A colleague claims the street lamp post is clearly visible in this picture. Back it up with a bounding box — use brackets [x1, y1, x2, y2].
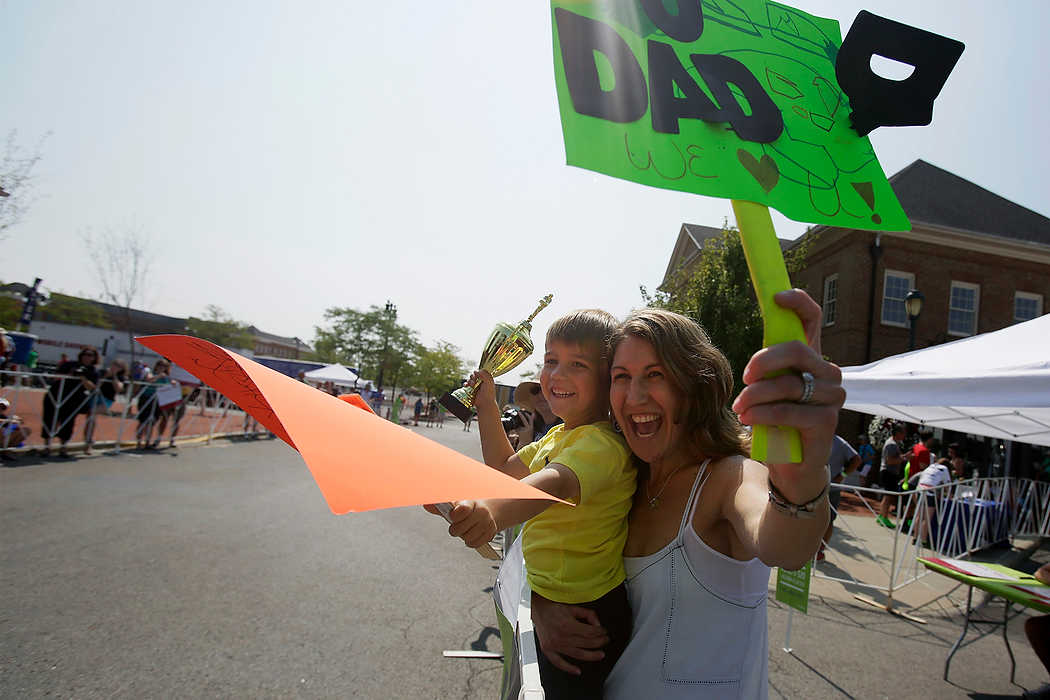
[376, 300, 397, 389]
[905, 289, 924, 351]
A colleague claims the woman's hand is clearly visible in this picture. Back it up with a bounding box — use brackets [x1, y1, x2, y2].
[530, 592, 609, 675]
[732, 289, 845, 501]
[469, 370, 497, 407]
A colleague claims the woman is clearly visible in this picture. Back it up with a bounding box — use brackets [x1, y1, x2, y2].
[513, 379, 561, 446]
[83, 359, 127, 455]
[136, 359, 175, 449]
[41, 347, 99, 457]
[531, 290, 844, 699]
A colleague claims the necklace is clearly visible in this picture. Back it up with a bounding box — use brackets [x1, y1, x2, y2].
[646, 462, 694, 509]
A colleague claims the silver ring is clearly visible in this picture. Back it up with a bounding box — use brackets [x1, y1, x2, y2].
[798, 371, 815, 404]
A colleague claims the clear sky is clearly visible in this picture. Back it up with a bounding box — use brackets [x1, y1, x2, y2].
[2, 0, 1047, 383]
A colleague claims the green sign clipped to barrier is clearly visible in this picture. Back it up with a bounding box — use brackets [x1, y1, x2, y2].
[775, 561, 812, 614]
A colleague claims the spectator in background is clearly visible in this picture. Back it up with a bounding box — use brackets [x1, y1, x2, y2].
[512, 379, 561, 447]
[391, 392, 405, 424]
[136, 359, 174, 449]
[426, 399, 438, 427]
[41, 347, 99, 458]
[167, 380, 193, 448]
[856, 433, 876, 487]
[877, 423, 907, 528]
[83, 359, 127, 455]
[900, 430, 936, 499]
[25, 347, 39, 386]
[912, 431, 935, 469]
[1, 397, 31, 461]
[413, 397, 424, 426]
[915, 457, 954, 546]
[818, 435, 860, 561]
[0, 329, 14, 386]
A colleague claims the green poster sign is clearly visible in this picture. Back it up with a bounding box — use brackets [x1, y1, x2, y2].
[550, 0, 910, 231]
[775, 561, 812, 613]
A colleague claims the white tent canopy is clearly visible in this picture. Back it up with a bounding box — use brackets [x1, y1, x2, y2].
[841, 314, 1050, 447]
[304, 363, 359, 387]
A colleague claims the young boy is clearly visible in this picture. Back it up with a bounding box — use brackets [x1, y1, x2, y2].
[444, 309, 636, 698]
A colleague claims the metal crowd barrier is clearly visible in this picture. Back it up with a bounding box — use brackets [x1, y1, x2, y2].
[0, 367, 267, 454]
[817, 477, 1048, 617]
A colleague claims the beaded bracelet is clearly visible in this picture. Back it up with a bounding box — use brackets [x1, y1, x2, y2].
[767, 479, 829, 518]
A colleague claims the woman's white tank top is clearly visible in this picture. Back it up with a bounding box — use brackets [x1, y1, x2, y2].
[605, 460, 771, 699]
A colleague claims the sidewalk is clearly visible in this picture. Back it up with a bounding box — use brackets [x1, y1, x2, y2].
[767, 505, 1049, 698]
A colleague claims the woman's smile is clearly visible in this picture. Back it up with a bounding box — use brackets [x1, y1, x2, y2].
[627, 412, 662, 438]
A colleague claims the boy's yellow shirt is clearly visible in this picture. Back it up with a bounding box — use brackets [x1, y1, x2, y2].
[516, 421, 636, 604]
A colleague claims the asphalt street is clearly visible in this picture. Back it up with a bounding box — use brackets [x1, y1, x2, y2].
[1, 431, 504, 698]
[2, 422, 1048, 698]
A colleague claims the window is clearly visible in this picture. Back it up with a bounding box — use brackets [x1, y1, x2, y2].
[822, 274, 838, 327]
[881, 270, 914, 327]
[1015, 292, 1043, 323]
[948, 281, 980, 336]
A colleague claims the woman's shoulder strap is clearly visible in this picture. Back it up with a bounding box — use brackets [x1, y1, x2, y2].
[677, 458, 714, 539]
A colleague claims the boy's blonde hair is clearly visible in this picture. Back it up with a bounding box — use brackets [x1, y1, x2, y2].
[545, 309, 619, 368]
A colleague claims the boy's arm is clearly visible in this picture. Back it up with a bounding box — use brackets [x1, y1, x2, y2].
[472, 370, 530, 479]
[446, 464, 580, 550]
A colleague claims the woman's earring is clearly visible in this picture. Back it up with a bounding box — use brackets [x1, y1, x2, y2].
[612, 418, 622, 433]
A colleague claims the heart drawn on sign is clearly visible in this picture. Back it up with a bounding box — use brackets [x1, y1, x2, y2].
[737, 149, 780, 194]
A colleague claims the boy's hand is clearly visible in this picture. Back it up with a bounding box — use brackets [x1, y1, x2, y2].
[469, 370, 497, 407]
[447, 500, 497, 549]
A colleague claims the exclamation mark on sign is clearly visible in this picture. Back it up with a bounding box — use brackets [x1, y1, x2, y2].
[851, 181, 881, 224]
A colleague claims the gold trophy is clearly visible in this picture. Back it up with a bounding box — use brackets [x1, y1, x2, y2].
[440, 294, 553, 424]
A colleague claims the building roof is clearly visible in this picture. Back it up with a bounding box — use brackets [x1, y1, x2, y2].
[661, 223, 793, 289]
[248, 325, 313, 352]
[36, 296, 188, 335]
[888, 159, 1050, 245]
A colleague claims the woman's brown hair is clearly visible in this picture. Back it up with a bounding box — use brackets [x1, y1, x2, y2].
[609, 309, 750, 460]
[78, 346, 99, 364]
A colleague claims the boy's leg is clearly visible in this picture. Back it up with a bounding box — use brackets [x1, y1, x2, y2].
[534, 584, 632, 699]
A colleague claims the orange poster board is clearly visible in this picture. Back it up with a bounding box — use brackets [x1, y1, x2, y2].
[137, 335, 558, 514]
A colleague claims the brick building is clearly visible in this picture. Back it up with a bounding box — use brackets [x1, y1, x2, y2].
[790, 160, 1050, 371]
[661, 160, 1050, 465]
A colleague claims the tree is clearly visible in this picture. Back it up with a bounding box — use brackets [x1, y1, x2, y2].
[518, 361, 543, 381]
[187, 305, 254, 349]
[313, 305, 423, 390]
[641, 224, 811, 394]
[412, 341, 468, 401]
[0, 130, 48, 244]
[0, 295, 20, 328]
[38, 293, 113, 328]
[83, 227, 153, 366]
